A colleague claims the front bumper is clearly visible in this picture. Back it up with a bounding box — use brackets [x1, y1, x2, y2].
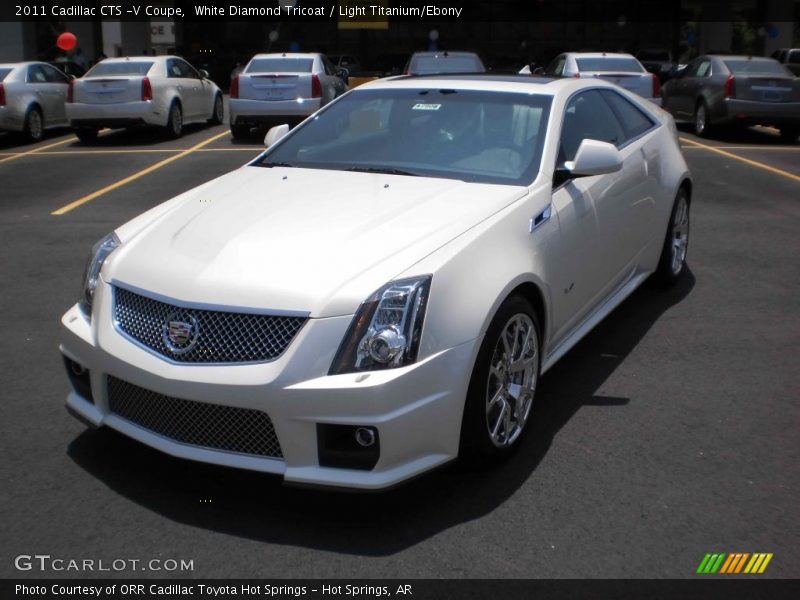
[60, 282, 475, 490]
[229, 97, 321, 125]
[717, 98, 800, 126]
[66, 100, 167, 128]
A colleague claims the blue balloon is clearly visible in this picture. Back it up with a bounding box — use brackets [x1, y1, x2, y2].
[289, 41, 300, 52]
[768, 24, 779, 39]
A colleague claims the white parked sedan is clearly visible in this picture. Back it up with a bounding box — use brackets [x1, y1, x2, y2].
[229, 52, 348, 139]
[60, 74, 691, 490]
[0, 62, 71, 141]
[537, 52, 663, 106]
[66, 56, 223, 142]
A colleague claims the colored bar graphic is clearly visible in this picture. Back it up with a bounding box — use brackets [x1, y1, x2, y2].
[700, 552, 774, 574]
[758, 553, 773, 573]
[697, 554, 712, 573]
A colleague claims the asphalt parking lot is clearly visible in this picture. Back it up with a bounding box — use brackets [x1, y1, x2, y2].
[0, 107, 798, 579]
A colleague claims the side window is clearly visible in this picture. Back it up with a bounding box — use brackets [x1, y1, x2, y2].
[27, 65, 48, 83]
[683, 59, 701, 78]
[558, 90, 626, 164]
[178, 60, 200, 79]
[600, 90, 655, 141]
[166, 59, 182, 78]
[321, 56, 336, 76]
[696, 60, 711, 77]
[42, 64, 69, 84]
[546, 56, 565, 76]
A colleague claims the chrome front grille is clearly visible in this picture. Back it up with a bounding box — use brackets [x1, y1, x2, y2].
[107, 377, 283, 459]
[113, 287, 306, 364]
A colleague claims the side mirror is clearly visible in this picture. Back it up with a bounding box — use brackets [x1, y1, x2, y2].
[199, 69, 209, 79]
[533, 66, 545, 75]
[264, 123, 290, 148]
[564, 139, 622, 177]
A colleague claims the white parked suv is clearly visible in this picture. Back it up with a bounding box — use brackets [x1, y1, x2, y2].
[229, 52, 348, 139]
[61, 74, 691, 490]
[536, 52, 662, 106]
[66, 56, 224, 141]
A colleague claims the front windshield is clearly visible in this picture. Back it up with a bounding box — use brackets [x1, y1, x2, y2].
[256, 88, 552, 186]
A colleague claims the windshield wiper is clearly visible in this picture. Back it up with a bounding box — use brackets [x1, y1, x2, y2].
[346, 166, 419, 176]
[259, 161, 296, 168]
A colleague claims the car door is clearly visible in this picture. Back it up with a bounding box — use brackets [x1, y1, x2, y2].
[674, 58, 711, 117]
[41, 64, 70, 124]
[180, 59, 214, 118]
[26, 64, 59, 126]
[548, 89, 647, 342]
[168, 58, 202, 119]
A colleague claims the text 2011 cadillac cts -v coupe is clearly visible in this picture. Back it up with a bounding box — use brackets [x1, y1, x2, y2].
[61, 74, 691, 490]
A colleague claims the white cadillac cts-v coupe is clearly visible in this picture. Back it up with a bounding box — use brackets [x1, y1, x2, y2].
[60, 74, 691, 490]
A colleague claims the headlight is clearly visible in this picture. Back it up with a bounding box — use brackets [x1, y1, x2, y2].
[80, 232, 120, 314]
[329, 275, 432, 375]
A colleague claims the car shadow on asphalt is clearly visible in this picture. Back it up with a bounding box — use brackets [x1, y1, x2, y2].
[677, 123, 795, 145]
[67, 269, 695, 556]
[73, 123, 221, 147]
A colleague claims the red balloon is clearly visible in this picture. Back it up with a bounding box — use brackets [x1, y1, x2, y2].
[57, 32, 77, 51]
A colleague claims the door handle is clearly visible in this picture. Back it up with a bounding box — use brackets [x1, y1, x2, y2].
[529, 204, 552, 233]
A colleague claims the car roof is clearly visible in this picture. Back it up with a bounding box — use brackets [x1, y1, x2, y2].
[360, 73, 612, 96]
[705, 54, 778, 61]
[566, 52, 637, 59]
[411, 51, 481, 58]
[250, 53, 320, 59]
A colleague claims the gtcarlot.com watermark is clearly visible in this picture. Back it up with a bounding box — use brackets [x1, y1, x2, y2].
[14, 554, 194, 572]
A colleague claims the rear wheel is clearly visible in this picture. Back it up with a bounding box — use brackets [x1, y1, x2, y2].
[779, 126, 799, 143]
[460, 295, 540, 464]
[165, 102, 183, 139]
[230, 123, 250, 140]
[23, 106, 44, 142]
[74, 127, 98, 143]
[693, 101, 710, 137]
[208, 94, 223, 125]
[655, 188, 690, 285]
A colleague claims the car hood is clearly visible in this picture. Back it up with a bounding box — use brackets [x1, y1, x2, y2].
[107, 166, 526, 317]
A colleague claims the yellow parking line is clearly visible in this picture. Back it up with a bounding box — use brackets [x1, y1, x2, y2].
[0, 136, 76, 164]
[51, 131, 229, 216]
[680, 137, 800, 183]
[681, 145, 800, 151]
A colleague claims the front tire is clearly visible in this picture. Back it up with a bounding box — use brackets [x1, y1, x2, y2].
[165, 102, 183, 139]
[23, 106, 44, 142]
[655, 188, 690, 285]
[460, 295, 541, 464]
[208, 93, 223, 125]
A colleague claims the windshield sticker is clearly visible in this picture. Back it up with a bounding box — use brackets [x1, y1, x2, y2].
[412, 103, 442, 111]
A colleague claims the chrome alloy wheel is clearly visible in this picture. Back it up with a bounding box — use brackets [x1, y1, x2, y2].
[170, 104, 183, 137]
[485, 313, 539, 448]
[670, 194, 690, 275]
[214, 95, 224, 122]
[27, 109, 43, 141]
[694, 104, 706, 136]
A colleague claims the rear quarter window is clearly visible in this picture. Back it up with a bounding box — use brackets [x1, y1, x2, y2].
[87, 62, 154, 77]
[600, 91, 655, 141]
[246, 58, 314, 73]
[576, 57, 644, 73]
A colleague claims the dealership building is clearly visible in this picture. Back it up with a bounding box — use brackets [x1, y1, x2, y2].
[0, 0, 797, 79]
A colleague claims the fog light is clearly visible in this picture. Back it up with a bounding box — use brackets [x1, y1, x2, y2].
[317, 424, 380, 470]
[355, 427, 376, 447]
[62, 356, 93, 404]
